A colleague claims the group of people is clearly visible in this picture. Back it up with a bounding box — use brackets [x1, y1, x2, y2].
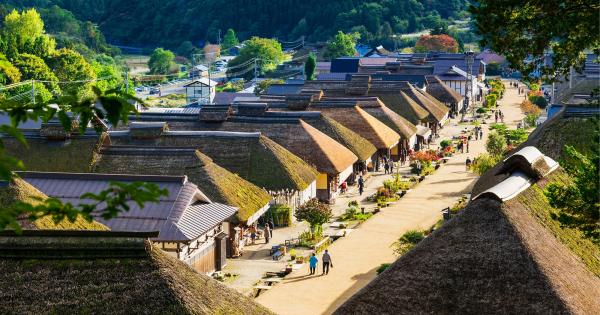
[309, 250, 333, 275]
[249, 219, 275, 245]
[382, 156, 395, 174]
[473, 126, 484, 141]
[494, 109, 505, 123]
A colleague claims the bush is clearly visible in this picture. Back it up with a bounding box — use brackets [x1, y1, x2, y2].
[270, 204, 292, 227]
[391, 230, 426, 256]
[532, 96, 548, 108]
[525, 113, 539, 128]
[476, 107, 487, 114]
[485, 94, 497, 107]
[295, 198, 332, 238]
[470, 153, 500, 175]
[520, 99, 542, 116]
[506, 129, 529, 145]
[486, 130, 507, 157]
[376, 263, 391, 274]
[440, 139, 452, 149]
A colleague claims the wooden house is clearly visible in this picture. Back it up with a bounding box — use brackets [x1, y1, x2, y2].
[424, 75, 465, 117]
[19, 172, 238, 274]
[107, 125, 319, 209]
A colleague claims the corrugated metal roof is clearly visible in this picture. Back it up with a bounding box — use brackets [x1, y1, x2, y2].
[19, 172, 236, 242]
[266, 84, 303, 95]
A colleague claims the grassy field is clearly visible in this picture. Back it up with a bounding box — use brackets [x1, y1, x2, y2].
[124, 54, 150, 75]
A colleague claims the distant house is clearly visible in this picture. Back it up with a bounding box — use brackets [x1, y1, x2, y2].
[189, 65, 209, 78]
[185, 78, 217, 105]
[19, 172, 237, 274]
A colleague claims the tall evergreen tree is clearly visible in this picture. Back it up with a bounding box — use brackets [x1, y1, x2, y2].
[304, 53, 316, 81]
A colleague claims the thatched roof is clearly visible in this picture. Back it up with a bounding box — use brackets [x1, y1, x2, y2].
[472, 111, 598, 197]
[1, 131, 104, 173]
[127, 111, 362, 175]
[93, 149, 270, 224]
[0, 230, 273, 314]
[0, 177, 108, 231]
[107, 130, 318, 191]
[319, 96, 418, 140]
[425, 75, 464, 104]
[312, 105, 400, 149]
[336, 169, 600, 314]
[369, 91, 431, 125]
[399, 82, 449, 122]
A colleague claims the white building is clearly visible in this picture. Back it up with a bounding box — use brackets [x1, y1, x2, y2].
[185, 78, 217, 105]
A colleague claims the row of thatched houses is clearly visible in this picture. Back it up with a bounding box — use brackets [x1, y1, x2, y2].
[2, 74, 458, 276]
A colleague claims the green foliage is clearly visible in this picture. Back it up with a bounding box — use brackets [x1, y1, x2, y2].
[47, 48, 96, 95]
[391, 230, 425, 256]
[383, 174, 412, 194]
[505, 128, 528, 145]
[222, 29, 239, 50]
[472, 0, 599, 79]
[439, 139, 452, 149]
[3, 9, 44, 43]
[545, 143, 599, 242]
[324, 31, 359, 60]
[295, 198, 332, 237]
[227, 37, 284, 79]
[304, 53, 316, 81]
[486, 130, 507, 157]
[14, 53, 60, 94]
[485, 94, 497, 108]
[176, 41, 196, 59]
[269, 204, 292, 227]
[524, 113, 539, 128]
[470, 153, 500, 175]
[253, 78, 283, 95]
[0, 57, 21, 84]
[148, 48, 175, 75]
[376, 263, 391, 274]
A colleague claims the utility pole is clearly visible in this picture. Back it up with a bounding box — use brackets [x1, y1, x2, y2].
[217, 29, 221, 46]
[125, 70, 129, 94]
[463, 49, 475, 120]
[254, 58, 259, 83]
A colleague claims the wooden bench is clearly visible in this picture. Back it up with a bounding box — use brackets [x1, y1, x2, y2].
[284, 238, 299, 247]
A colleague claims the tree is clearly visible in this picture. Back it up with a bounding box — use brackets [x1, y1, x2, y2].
[226, 37, 284, 79]
[391, 230, 425, 256]
[47, 48, 96, 95]
[176, 41, 195, 59]
[3, 9, 45, 43]
[470, 153, 500, 175]
[304, 53, 316, 81]
[14, 53, 60, 95]
[254, 79, 284, 95]
[148, 48, 175, 74]
[222, 28, 239, 50]
[414, 34, 459, 53]
[203, 44, 221, 64]
[471, 0, 600, 79]
[0, 54, 21, 85]
[486, 130, 507, 157]
[295, 198, 332, 238]
[323, 31, 360, 60]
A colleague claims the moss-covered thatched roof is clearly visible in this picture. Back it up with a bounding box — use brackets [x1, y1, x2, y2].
[401, 84, 449, 122]
[108, 131, 318, 191]
[0, 231, 273, 314]
[371, 92, 430, 125]
[0, 177, 107, 231]
[2, 132, 103, 173]
[93, 148, 270, 223]
[425, 75, 464, 104]
[336, 169, 600, 314]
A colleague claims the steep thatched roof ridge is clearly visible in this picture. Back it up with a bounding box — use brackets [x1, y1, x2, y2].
[0, 232, 273, 314]
[425, 75, 464, 104]
[107, 131, 318, 191]
[302, 114, 377, 161]
[472, 112, 597, 197]
[376, 91, 431, 125]
[93, 148, 271, 224]
[402, 84, 449, 122]
[336, 173, 600, 314]
[299, 120, 359, 173]
[319, 106, 399, 149]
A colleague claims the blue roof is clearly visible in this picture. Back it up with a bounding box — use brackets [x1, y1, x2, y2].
[331, 58, 360, 73]
[266, 84, 303, 95]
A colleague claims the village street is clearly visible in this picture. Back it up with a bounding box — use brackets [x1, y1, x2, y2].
[254, 79, 525, 315]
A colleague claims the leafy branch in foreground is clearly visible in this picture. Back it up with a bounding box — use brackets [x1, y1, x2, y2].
[0, 85, 164, 231]
[1, 181, 168, 232]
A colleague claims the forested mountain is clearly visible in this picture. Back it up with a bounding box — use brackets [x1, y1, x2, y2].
[7, 0, 470, 49]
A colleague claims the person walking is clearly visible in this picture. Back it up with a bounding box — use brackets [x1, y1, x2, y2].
[466, 140, 470, 153]
[264, 225, 270, 244]
[494, 111, 498, 123]
[466, 157, 472, 171]
[322, 250, 333, 275]
[309, 253, 318, 275]
[268, 219, 274, 238]
[358, 175, 365, 196]
[479, 128, 483, 140]
[384, 161, 389, 174]
[389, 160, 394, 174]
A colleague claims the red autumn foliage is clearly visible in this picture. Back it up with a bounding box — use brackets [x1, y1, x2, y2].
[415, 34, 459, 53]
[410, 150, 441, 163]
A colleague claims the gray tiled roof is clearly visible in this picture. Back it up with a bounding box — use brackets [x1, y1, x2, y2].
[18, 172, 237, 242]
